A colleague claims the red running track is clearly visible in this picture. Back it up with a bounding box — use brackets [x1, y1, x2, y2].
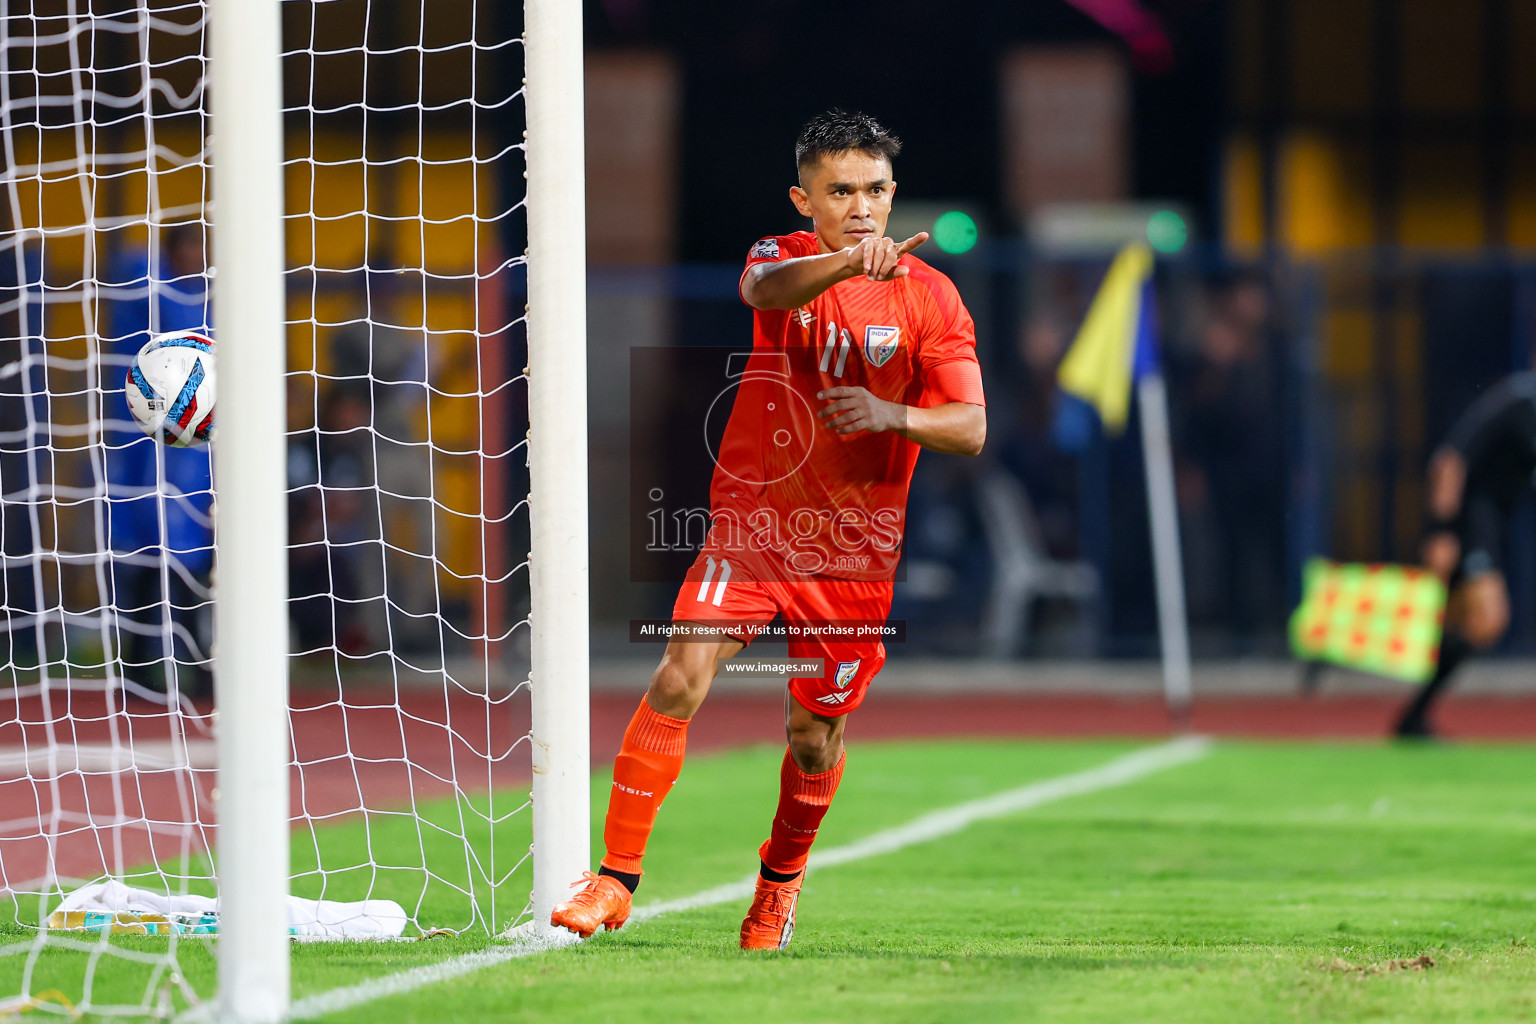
[3, 686, 1534, 890]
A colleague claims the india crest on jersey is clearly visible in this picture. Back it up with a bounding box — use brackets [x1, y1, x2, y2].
[833, 659, 860, 689]
[863, 325, 900, 367]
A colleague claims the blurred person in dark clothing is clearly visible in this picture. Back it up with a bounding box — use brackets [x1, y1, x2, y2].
[289, 378, 376, 655]
[996, 314, 1078, 559]
[0, 248, 41, 668]
[288, 309, 438, 658]
[104, 224, 213, 696]
[286, 372, 350, 654]
[1395, 370, 1536, 739]
[325, 320, 437, 655]
[891, 452, 990, 653]
[1174, 272, 1285, 647]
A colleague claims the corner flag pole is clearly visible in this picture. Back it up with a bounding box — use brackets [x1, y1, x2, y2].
[1058, 243, 1193, 728]
[1136, 371, 1193, 726]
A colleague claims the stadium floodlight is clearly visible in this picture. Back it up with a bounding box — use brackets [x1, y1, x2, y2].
[1144, 209, 1188, 254]
[1029, 202, 1194, 257]
[884, 201, 985, 259]
[932, 211, 979, 255]
[0, 2, 587, 1019]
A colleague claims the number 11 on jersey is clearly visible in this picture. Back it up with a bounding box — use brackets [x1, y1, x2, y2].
[820, 321, 852, 377]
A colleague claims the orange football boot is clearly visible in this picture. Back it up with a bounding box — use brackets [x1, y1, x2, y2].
[550, 871, 633, 937]
[739, 859, 802, 951]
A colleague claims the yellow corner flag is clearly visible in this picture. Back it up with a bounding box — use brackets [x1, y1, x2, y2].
[1057, 242, 1153, 433]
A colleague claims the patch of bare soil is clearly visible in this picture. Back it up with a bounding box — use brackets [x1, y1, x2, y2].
[1323, 953, 1437, 975]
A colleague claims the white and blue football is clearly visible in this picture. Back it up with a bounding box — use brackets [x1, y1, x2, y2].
[125, 332, 216, 447]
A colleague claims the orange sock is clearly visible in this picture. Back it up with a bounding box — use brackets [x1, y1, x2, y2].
[760, 747, 845, 877]
[600, 698, 689, 876]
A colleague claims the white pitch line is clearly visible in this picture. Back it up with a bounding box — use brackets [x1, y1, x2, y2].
[274, 735, 1210, 1023]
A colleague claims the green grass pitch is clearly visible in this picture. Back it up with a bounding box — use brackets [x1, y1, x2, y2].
[6, 738, 1536, 1021]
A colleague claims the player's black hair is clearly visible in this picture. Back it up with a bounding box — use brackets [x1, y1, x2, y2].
[794, 109, 901, 179]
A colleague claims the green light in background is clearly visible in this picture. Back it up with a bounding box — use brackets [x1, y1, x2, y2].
[932, 210, 978, 255]
[1146, 209, 1188, 254]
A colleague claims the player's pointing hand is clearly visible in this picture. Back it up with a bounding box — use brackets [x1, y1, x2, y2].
[848, 231, 928, 282]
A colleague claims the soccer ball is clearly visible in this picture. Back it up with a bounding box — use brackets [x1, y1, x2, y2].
[125, 332, 216, 447]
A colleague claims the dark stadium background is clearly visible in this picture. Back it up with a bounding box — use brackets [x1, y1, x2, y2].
[585, 0, 1226, 265]
[566, 0, 1536, 662]
[48, 0, 1518, 667]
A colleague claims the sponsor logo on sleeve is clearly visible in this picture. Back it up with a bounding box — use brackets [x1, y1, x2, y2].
[863, 326, 900, 367]
[749, 238, 781, 260]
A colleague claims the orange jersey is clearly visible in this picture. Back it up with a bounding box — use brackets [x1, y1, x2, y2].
[708, 230, 985, 582]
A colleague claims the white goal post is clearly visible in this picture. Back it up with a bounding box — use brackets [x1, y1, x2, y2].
[0, 0, 589, 1019]
[522, 0, 592, 941]
[208, 0, 291, 1020]
[209, 0, 592, 1017]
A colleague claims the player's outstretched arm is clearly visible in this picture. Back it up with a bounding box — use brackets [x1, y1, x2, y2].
[817, 387, 985, 456]
[742, 232, 929, 310]
[895, 401, 986, 455]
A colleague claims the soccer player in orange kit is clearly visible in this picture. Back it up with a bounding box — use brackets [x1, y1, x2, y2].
[551, 110, 987, 949]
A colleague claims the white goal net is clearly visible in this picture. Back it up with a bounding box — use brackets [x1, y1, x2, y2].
[0, 0, 581, 1017]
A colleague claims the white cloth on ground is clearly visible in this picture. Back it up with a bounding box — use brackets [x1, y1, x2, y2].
[54, 879, 408, 939]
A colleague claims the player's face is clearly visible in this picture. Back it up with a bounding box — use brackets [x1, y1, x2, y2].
[789, 150, 897, 254]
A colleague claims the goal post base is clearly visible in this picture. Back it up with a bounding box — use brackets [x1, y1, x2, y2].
[498, 920, 587, 949]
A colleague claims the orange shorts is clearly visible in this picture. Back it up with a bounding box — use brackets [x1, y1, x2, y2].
[671, 546, 893, 716]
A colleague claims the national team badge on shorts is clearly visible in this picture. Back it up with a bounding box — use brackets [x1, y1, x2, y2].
[863, 326, 900, 367]
[833, 660, 860, 689]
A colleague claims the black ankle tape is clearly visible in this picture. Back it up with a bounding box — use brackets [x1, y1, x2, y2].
[599, 867, 641, 894]
[759, 863, 801, 884]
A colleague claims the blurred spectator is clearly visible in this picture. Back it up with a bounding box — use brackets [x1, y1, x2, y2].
[288, 290, 437, 658]
[287, 372, 347, 653]
[995, 313, 1080, 561]
[0, 247, 42, 668]
[892, 454, 990, 654]
[288, 376, 375, 655]
[104, 224, 213, 695]
[1172, 271, 1285, 649]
